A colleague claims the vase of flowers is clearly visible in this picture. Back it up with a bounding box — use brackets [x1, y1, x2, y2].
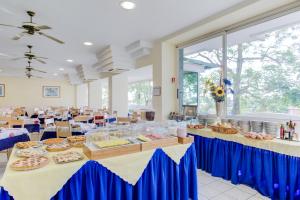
[204, 78, 234, 119]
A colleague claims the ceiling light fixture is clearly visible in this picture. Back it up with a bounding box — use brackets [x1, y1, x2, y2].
[53, 73, 58, 76]
[83, 41, 93, 46]
[0, 69, 3, 72]
[66, 59, 73, 63]
[59, 68, 64, 71]
[120, 1, 136, 10]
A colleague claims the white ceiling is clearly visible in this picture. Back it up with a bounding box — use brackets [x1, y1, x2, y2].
[0, 0, 247, 79]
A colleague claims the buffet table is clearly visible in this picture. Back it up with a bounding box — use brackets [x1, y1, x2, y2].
[0, 143, 197, 200]
[188, 128, 300, 200]
[0, 128, 30, 151]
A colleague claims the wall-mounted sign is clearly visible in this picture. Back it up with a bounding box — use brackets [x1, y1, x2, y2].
[0, 84, 5, 97]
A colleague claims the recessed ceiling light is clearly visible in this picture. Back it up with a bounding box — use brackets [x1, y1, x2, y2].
[120, 1, 136, 10]
[59, 68, 64, 71]
[66, 59, 73, 63]
[53, 73, 58, 76]
[83, 41, 93, 46]
[0, 69, 3, 72]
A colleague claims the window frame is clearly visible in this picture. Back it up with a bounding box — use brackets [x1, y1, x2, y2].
[178, 5, 300, 121]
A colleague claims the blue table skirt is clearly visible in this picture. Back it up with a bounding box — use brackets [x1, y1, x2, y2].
[190, 133, 300, 200]
[0, 144, 198, 200]
[24, 124, 40, 133]
[40, 131, 83, 141]
[0, 134, 30, 151]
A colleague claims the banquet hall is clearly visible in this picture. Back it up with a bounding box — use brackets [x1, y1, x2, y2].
[0, 0, 300, 199]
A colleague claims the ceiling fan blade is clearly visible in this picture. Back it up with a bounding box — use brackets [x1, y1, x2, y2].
[12, 32, 26, 40]
[35, 56, 48, 59]
[12, 57, 25, 61]
[34, 58, 46, 64]
[37, 25, 51, 30]
[31, 68, 47, 73]
[0, 23, 22, 28]
[38, 32, 64, 44]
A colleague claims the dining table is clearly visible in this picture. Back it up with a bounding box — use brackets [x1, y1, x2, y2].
[0, 142, 198, 200]
[0, 128, 30, 151]
[188, 128, 300, 200]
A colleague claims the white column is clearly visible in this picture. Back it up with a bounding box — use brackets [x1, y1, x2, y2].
[88, 80, 102, 110]
[111, 73, 128, 117]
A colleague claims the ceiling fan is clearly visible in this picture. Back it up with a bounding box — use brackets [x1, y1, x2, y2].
[12, 45, 48, 64]
[25, 60, 46, 78]
[0, 10, 64, 44]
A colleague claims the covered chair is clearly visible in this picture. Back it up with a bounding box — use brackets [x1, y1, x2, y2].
[55, 121, 72, 138]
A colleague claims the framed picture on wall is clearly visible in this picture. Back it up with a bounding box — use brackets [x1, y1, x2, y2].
[0, 84, 5, 97]
[43, 86, 60, 98]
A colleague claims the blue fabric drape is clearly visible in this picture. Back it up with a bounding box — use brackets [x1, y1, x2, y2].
[24, 124, 40, 133]
[0, 144, 198, 200]
[190, 134, 300, 200]
[0, 134, 30, 151]
[40, 131, 83, 140]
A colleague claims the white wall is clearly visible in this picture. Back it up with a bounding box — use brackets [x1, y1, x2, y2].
[76, 83, 88, 108]
[0, 76, 76, 114]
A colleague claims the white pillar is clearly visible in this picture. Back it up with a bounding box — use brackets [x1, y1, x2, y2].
[88, 80, 102, 110]
[111, 73, 128, 117]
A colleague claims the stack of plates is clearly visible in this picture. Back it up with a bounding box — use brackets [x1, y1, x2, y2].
[263, 122, 279, 136]
[251, 121, 263, 133]
[238, 121, 251, 132]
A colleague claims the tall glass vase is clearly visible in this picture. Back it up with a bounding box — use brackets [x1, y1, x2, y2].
[215, 101, 224, 122]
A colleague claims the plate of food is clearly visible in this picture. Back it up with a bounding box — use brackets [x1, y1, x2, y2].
[67, 136, 86, 147]
[16, 141, 43, 149]
[46, 142, 71, 152]
[16, 148, 47, 158]
[94, 139, 130, 148]
[10, 156, 49, 171]
[53, 151, 84, 164]
[43, 138, 65, 145]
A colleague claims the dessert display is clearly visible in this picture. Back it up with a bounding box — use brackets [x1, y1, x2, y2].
[94, 139, 130, 148]
[137, 135, 152, 142]
[43, 138, 65, 145]
[145, 133, 165, 140]
[187, 124, 205, 129]
[53, 151, 84, 164]
[16, 148, 47, 158]
[16, 141, 42, 149]
[244, 132, 274, 140]
[10, 156, 49, 171]
[46, 142, 71, 152]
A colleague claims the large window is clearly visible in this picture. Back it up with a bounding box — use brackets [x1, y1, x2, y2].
[128, 80, 153, 111]
[180, 10, 300, 118]
[182, 36, 223, 114]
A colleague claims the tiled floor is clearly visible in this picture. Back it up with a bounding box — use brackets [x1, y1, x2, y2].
[197, 170, 270, 200]
[0, 151, 270, 200]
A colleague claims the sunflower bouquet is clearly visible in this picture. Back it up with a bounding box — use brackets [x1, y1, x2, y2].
[204, 78, 234, 102]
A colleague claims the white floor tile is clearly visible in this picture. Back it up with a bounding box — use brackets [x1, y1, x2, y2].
[222, 188, 254, 200]
[235, 184, 257, 195]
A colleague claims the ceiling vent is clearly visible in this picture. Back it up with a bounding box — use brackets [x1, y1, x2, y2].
[94, 45, 134, 74]
[126, 40, 152, 59]
[76, 65, 99, 82]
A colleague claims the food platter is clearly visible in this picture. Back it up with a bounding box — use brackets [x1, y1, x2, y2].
[53, 151, 84, 164]
[10, 156, 49, 171]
